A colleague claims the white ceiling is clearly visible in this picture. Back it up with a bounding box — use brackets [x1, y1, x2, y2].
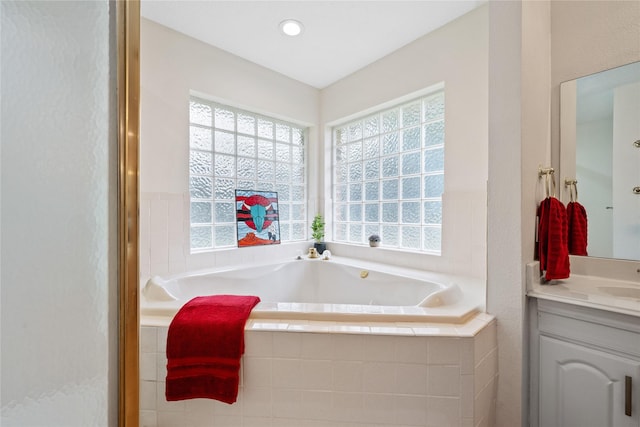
[140, 1, 485, 89]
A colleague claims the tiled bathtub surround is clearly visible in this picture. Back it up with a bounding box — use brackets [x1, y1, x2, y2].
[140, 314, 497, 427]
[139, 190, 487, 284]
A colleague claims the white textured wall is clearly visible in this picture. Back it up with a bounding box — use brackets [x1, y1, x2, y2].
[140, 9, 488, 280]
[0, 2, 116, 425]
[487, 0, 553, 426]
[550, 0, 640, 181]
[321, 5, 489, 278]
[487, 2, 640, 426]
[140, 18, 319, 196]
[487, 2, 524, 426]
[140, 18, 320, 279]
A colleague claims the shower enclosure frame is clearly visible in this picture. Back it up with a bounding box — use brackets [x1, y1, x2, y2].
[117, 1, 140, 426]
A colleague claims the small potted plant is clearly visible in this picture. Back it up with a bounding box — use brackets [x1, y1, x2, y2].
[311, 214, 326, 254]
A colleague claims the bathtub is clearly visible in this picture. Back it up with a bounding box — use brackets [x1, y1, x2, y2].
[140, 256, 496, 426]
[141, 256, 483, 324]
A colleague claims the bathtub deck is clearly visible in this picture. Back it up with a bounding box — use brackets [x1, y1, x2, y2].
[142, 311, 494, 338]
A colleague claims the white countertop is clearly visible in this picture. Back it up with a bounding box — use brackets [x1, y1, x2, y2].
[526, 261, 640, 318]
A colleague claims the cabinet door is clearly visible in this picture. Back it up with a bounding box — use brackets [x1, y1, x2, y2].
[540, 336, 640, 427]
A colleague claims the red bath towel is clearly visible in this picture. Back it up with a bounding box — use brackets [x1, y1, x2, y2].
[165, 295, 260, 404]
[567, 201, 588, 256]
[537, 197, 570, 280]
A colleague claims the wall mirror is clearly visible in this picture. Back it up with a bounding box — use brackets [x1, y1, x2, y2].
[560, 60, 640, 261]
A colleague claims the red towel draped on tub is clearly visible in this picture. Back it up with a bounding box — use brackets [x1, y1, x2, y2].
[165, 295, 260, 404]
[537, 197, 570, 280]
[567, 200, 588, 256]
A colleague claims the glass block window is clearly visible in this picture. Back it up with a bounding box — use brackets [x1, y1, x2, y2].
[189, 98, 307, 250]
[333, 91, 444, 253]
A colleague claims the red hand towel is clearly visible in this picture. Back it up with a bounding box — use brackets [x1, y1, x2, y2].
[567, 201, 588, 256]
[537, 197, 570, 280]
[165, 295, 260, 403]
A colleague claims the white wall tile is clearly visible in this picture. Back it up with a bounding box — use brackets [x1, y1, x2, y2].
[273, 332, 302, 358]
[140, 196, 152, 282]
[141, 326, 158, 353]
[333, 361, 363, 392]
[301, 332, 333, 360]
[155, 382, 184, 413]
[301, 360, 334, 390]
[140, 409, 158, 427]
[243, 357, 272, 388]
[428, 365, 461, 397]
[186, 251, 217, 272]
[156, 353, 167, 382]
[140, 380, 157, 411]
[141, 314, 496, 425]
[211, 415, 242, 426]
[212, 393, 243, 416]
[301, 390, 333, 421]
[245, 331, 273, 357]
[272, 358, 303, 389]
[394, 336, 428, 364]
[363, 362, 396, 393]
[272, 389, 304, 419]
[168, 196, 184, 244]
[184, 398, 215, 424]
[363, 335, 396, 362]
[243, 416, 273, 427]
[362, 393, 396, 425]
[156, 410, 187, 427]
[242, 387, 272, 417]
[473, 375, 497, 426]
[428, 338, 461, 365]
[150, 198, 169, 266]
[427, 396, 461, 427]
[473, 320, 497, 366]
[330, 392, 364, 423]
[395, 395, 428, 426]
[474, 347, 498, 396]
[331, 334, 365, 361]
[460, 374, 475, 419]
[150, 262, 170, 278]
[140, 353, 157, 381]
[168, 240, 186, 274]
[396, 363, 428, 395]
[157, 327, 169, 352]
[460, 339, 475, 375]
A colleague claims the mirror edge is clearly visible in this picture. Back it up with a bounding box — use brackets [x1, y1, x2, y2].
[558, 60, 640, 262]
[559, 79, 577, 205]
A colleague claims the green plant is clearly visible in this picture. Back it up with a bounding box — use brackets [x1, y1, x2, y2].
[311, 214, 325, 242]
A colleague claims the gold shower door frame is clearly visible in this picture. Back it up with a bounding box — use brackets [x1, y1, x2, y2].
[118, 1, 140, 426]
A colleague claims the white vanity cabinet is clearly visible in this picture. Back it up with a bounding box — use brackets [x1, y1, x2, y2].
[530, 298, 640, 427]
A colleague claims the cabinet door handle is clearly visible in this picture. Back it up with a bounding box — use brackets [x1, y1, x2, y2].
[626, 376, 632, 416]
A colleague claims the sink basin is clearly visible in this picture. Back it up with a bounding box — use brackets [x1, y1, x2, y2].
[598, 286, 640, 299]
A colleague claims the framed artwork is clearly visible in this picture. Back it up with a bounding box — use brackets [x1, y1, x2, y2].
[235, 190, 280, 247]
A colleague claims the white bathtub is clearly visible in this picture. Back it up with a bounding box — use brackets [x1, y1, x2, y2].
[141, 256, 484, 324]
[140, 257, 496, 426]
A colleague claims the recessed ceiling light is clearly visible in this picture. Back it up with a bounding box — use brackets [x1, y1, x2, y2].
[279, 19, 304, 37]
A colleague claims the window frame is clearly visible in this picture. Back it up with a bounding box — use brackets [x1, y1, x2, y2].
[188, 97, 308, 252]
[331, 90, 445, 254]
